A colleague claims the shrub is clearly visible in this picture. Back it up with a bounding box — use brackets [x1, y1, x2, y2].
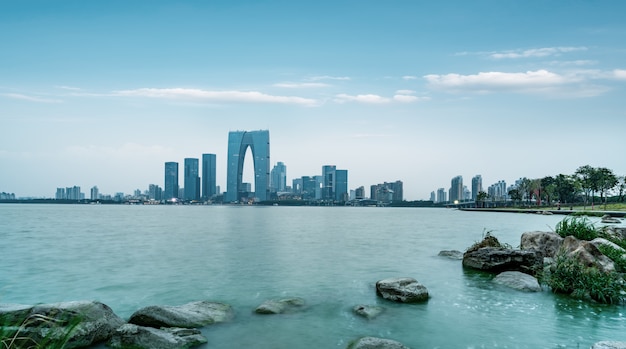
[597, 244, 626, 272]
[555, 217, 597, 240]
[544, 252, 625, 305]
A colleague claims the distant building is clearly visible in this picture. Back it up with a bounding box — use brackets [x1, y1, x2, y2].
[225, 130, 270, 202]
[436, 188, 447, 203]
[370, 181, 403, 203]
[164, 162, 179, 200]
[55, 188, 66, 200]
[90, 186, 99, 200]
[202, 154, 217, 200]
[65, 186, 81, 200]
[292, 178, 303, 195]
[471, 175, 483, 201]
[355, 186, 365, 200]
[488, 180, 507, 202]
[430, 191, 436, 202]
[148, 184, 163, 201]
[322, 165, 336, 200]
[449, 176, 463, 202]
[270, 162, 287, 193]
[184, 158, 200, 201]
[335, 169, 348, 202]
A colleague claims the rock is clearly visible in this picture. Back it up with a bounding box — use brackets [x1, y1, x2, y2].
[466, 233, 503, 253]
[129, 301, 233, 328]
[591, 341, 626, 349]
[375, 278, 429, 303]
[599, 226, 626, 241]
[561, 236, 615, 273]
[462, 247, 543, 274]
[347, 336, 410, 349]
[590, 238, 626, 253]
[520, 231, 564, 259]
[108, 324, 207, 349]
[438, 250, 463, 260]
[0, 300, 125, 349]
[493, 271, 542, 292]
[601, 215, 622, 224]
[254, 297, 305, 314]
[353, 305, 385, 319]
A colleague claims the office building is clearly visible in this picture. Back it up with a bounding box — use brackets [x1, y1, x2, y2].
[471, 175, 483, 201]
[184, 158, 200, 201]
[335, 169, 348, 201]
[164, 162, 179, 200]
[90, 186, 99, 200]
[225, 130, 270, 202]
[322, 165, 336, 200]
[202, 153, 217, 200]
[449, 175, 463, 203]
[355, 186, 365, 200]
[436, 188, 447, 203]
[270, 162, 287, 193]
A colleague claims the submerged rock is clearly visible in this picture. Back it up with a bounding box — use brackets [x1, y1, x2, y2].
[591, 341, 626, 349]
[0, 300, 125, 349]
[347, 336, 411, 349]
[438, 250, 463, 260]
[108, 324, 207, 349]
[254, 297, 305, 314]
[128, 301, 234, 328]
[601, 215, 621, 224]
[493, 271, 542, 292]
[376, 277, 429, 303]
[353, 305, 385, 319]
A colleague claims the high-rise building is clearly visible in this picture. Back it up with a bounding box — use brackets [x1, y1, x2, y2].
[270, 162, 287, 193]
[148, 184, 163, 201]
[225, 130, 270, 202]
[430, 191, 436, 202]
[90, 186, 99, 200]
[202, 153, 217, 200]
[184, 158, 200, 201]
[450, 175, 463, 202]
[355, 186, 365, 200]
[471, 175, 483, 201]
[55, 188, 66, 200]
[164, 162, 179, 200]
[437, 188, 447, 203]
[335, 169, 348, 201]
[322, 165, 336, 200]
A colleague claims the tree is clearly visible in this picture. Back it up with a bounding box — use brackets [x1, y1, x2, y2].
[476, 191, 489, 208]
[554, 174, 577, 207]
[521, 177, 534, 206]
[575, 165, 595, 209]
[618, 176, 626, 203]
[596, 167, 618, 209]
[541, 176, 556, 206]
[508, 189, 522, 206]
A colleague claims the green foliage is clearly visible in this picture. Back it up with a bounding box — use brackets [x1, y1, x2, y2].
[545, 252, 625, 305]
[1, 313, 80, 349]
[555, 217, 597, 240]
[467, 230, 511, 253]
[597, 244, 626, 272]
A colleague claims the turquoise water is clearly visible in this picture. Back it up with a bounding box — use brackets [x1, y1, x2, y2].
[1, 204, 625, 348]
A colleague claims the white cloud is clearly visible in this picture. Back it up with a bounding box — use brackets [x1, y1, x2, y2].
[114, 88, 317, 106]
[614, 69, 626, 80]
[393, 94, 430, 103]
[424, 69, 608, 97]
[272, 82, 329, 88]
[334, 93, 391, 104]
[1, 93, 62, 103]
[55, 85, 82, 91]
[308, 75, 351, 81]
[395, 89, 416, 95]
[402, 75, 418, 80]
[490, 46, 587, 59]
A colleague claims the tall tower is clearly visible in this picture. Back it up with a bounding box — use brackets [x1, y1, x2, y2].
[450, 175, 463, 202]
[322, 165, 336, 200]
[164, 162, 179, 200]
[471, 175, 483, 201]
[202, 153, 217, 200]
[184, 158, 200, 201]
[225, 130, 270, 202]
[334, 169, 348, 201]
[270, 162, 287, 193]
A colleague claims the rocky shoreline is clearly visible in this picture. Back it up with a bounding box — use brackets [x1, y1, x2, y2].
[3, 226, 626, 349]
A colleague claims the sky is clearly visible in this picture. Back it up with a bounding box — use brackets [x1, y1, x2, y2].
[1, 0, 626, 200]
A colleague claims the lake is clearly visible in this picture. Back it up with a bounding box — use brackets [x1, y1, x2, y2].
[1, 204, 625, 348]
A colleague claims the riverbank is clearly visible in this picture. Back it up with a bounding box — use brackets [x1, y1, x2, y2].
[459, 207, 626, 218]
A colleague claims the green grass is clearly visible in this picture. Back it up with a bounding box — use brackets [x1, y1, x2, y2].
[1, 313, 79, 349]
[555, 216, 598, 240]
[597, 244, 626, 272]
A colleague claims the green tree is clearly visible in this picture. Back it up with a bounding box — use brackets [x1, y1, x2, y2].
[476, 191, 488, 208]
[554, 174, 577, 207]
[508, 188, 522, 206]
[618, 176, 626, 203]
[541, 176, 556, 206]
[575, 165, 595, 209]
[596, 167, 618, 209]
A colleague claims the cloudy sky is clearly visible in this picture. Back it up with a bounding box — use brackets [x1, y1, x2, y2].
[2, 1, 626, 200]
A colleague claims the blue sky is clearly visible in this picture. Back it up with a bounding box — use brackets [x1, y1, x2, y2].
[2, 0, 626, 200]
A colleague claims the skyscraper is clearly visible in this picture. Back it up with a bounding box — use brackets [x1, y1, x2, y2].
[322, 165, 336, 200]
[270, 162, 287, 193]
[90, 186, 99, 200]
[471, 175, 483, 201]
[184, 158, 200, 201]
[334, 169, 348, 201]
[450, 175, 463, 202]
[225, 130, 270, 202]
[202, 153, 217, 200]
[164, 162, 179, 200]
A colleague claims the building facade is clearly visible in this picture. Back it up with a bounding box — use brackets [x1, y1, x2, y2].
[202, 153, 217, 200]
[449, 175, 463, 203]
[270, 162, 287, 193]
[184, 158, 200, 201]
[164, 162, 179, 200]
[225, 130, 270, 202]
[471, 175, 483, 201]
[334, 169, 348, 201]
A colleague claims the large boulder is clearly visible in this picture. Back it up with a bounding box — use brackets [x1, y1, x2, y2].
[601, 215, 621, 224]
[591, 341, 626, 349]
[462, 247, 543, 274]
[129, 301, 233, 328]
[520, 231, 564, 258]
[0, 300, 125, 349]
[254, 298, 305, 314]
[561, 236, 615, 273]
[108, 324, 207, 349]
[493, 271, 542, 292]
[438, 250, 463, 260]
[375, 278, 429, 303]
[347, 336, 410, 349]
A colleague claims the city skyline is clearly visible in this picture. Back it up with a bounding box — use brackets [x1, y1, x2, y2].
[2, 1, 626, 200]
